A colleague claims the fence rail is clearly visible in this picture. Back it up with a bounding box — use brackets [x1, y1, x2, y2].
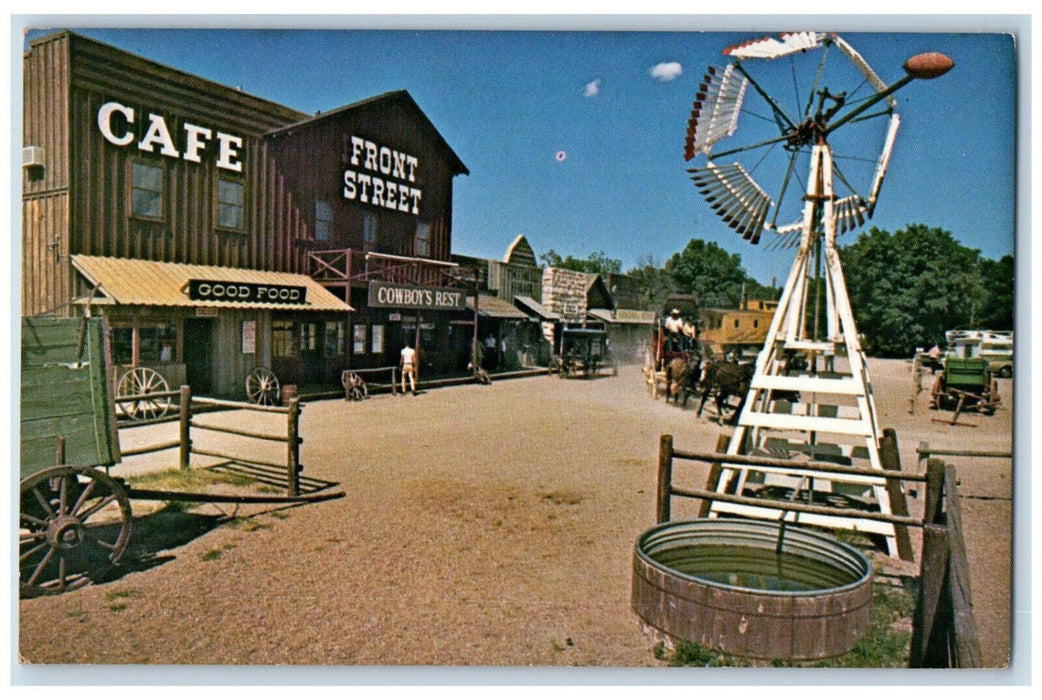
[916, 442, 1013, 463]
[117, 385, 303, 496]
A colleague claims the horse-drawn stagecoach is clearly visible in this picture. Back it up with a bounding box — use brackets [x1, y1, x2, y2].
[552, 327, 616, 378]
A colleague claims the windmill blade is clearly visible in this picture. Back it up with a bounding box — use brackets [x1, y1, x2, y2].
[834, 196, 869, 235]
[746, 190, 775, 244]
[829, 33, 898, 110]
[685, 64, 748, 160]
[767, 221, 805, 250]
[830, 113, 900, 234]
[724, 32, 826, 60]
[866, 114, 900, 216]
[689, 162, 773, 244]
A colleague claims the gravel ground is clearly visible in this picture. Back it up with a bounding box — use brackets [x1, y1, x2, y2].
[17, 358, 1014, 670]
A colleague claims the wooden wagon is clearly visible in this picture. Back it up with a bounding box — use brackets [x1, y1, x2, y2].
[19, 316, 340, 597]
[929, 356, 1000, 421]
[553, 327, 616, 379]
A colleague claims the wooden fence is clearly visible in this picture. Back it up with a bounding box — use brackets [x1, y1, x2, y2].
[656, 434, 982, 668]
[119, 386, 303, 497]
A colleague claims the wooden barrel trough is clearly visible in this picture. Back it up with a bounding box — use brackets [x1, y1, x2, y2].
[632, 519, 873, 661]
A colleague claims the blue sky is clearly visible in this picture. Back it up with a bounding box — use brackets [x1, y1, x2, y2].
[20, 21, 1019, 287]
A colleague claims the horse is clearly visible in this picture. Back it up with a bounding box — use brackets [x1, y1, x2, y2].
[664, 345, 704, 406]
[696, 358, 755, 422]
[664, 356, 690, 405]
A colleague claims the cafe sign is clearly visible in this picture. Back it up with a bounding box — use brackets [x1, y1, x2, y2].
[368, 281, 465, 311]
[187, 280, 308, 305]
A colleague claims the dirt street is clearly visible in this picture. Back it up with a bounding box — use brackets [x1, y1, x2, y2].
[18, 359, 1014, 668]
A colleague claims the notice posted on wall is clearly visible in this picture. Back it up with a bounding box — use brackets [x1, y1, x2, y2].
[242, 320, 256, 354]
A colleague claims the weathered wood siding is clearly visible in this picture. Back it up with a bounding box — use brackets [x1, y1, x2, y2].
[21, 31, 310, 315]
[266, 92, 464, 267]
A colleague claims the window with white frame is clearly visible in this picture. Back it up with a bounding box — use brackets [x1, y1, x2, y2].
[371, 324, 384, 354]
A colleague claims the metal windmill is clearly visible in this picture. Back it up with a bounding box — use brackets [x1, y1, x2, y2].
[684, 32, 953, 555]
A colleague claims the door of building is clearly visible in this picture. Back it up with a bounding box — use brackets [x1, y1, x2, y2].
[301, 321, 324, 385]
[183, 318, 213, 394]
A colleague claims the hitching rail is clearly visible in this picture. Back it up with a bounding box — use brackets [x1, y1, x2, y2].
[343, 365, 398, 395]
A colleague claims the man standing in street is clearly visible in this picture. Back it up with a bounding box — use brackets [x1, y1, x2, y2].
[400, 342, 418, 395]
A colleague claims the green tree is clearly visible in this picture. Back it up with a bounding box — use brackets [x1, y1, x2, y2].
[539, 249, 622, 276]
[975, 254, 1014, 330]
[840, 224, 988, 356]
[663, 238, 751, 309]
[626, 254, 678, 311]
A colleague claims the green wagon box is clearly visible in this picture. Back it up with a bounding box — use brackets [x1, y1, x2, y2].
[943, 357, 991, 391]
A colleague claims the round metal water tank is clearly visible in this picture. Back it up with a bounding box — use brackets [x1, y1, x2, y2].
[632, 519, 873, 661]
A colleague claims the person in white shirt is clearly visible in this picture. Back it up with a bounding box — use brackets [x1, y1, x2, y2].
[400, 343, 417, 395]
[664, 308, 684, 353]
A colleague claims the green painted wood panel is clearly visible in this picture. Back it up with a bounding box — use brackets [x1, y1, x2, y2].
[20, 317, 121, 478]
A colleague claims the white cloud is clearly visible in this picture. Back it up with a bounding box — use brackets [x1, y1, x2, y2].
[583, 78, 601, 97]
[650, 62, 682, 81]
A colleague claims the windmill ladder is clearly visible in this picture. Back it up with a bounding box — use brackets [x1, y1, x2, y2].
[707, 145, 900, 556]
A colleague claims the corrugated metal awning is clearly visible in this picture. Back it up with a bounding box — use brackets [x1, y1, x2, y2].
[514, 295, 561, 321]
[71, 255, 353, 312]
[587, 308, 657, 325]
[466, 294, 529, 320]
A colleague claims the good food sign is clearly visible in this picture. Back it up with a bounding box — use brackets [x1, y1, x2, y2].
[368, 281, 465, 311]
[187, 280, 308, 305]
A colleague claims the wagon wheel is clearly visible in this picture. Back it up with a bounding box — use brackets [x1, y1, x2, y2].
[342, 371, 369, 401]
[245, 367, 281, 406]
[929, 374, 945, 410]
[116, 367, 171, 421]
[20, 465, 133, 597]
[981, 375, 999, 415]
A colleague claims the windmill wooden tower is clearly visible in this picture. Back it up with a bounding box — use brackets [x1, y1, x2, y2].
[684, 33, 953, 555]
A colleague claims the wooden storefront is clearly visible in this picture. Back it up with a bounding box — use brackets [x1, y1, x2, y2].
[23, 30, 469, 397]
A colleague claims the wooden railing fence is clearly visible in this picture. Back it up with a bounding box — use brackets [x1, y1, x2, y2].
[656, 434, 983, 668]
[118, 385, 303, 497]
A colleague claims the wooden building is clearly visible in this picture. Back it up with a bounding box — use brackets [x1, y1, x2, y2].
[22, 31, 469, 397]
[698, 298, 779, 356]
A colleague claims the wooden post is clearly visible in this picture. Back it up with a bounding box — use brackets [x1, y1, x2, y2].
[698, 432, 730, 517]
[910, 523, 952, 668]
[55, 435, 66, 466]
[179, 385, 192, 471]
[917, 441, 931, 468]
[286, 398, 301, 497]
[879, 428, 915, 561]
[924, 458, 947, 525]
[656, 434, 674, 523]
[943, 464, 983, 668]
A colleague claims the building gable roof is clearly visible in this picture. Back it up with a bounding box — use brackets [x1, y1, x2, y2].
[503, 235, 537, 267]
[266, 90, 468, 176]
